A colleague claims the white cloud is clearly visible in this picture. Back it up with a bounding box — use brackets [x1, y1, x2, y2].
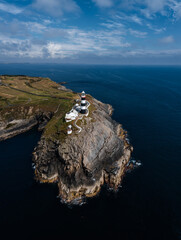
[0, 19, 48, 37]
[0, 22, 131, 60]
[145, 0, 166, 12]
[123, 48, 181, 57]
[170, 0, 181, 19]
[139, 0, 168, 17]
[0, 31, 180, 63]
[146, 23, 166, 34]
[33, 0, 80, 17]
[159, 35, 174, 43]
[100, 17, 147, 38]
[140, 8, 155, 19]
[25, 22, 47, 33]
[92, 0, 113, 8]
[100, 20, 126, 31]
[0, 0, 180, 63]
[0, 2, 23, 14]
[115, 14, 143, 25]
[130, 15, 143, 25]
[140, 0, 181, 20]
[1, 35, 180, 62]
[0, 36, 44, 58]
[129, 29, 148, 38]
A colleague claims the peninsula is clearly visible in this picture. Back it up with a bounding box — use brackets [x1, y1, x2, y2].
[0, 75, 133, 204]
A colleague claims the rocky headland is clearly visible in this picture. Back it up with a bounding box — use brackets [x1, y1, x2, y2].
[0, 75, 133, 204]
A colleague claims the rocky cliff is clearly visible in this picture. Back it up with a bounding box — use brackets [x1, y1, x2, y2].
[0, 112, 52, 141]
[0, 75, 133, 204]
[33, 98, 132, 204]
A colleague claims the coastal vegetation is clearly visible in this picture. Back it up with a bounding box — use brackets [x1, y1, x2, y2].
[0, 75, 78, 141]
[0, 75, 132, 204]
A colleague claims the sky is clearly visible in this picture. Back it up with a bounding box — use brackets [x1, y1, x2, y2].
[0, 0, 181, 64]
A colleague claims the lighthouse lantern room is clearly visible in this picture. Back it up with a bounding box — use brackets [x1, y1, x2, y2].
[81, 91, 86, 100]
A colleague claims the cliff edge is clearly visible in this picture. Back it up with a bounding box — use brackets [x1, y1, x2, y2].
[0, 75, 132, 204]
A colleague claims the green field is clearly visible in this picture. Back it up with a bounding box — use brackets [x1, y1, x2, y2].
[0, 75, 78, 141]
[0, 75, 96, 142]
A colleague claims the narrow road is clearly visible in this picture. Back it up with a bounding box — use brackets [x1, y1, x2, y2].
[54, 102, 62, 114]
[85, 100, 90, 117]
[73, 100, 90, 133]
[74, 116, 83, 133]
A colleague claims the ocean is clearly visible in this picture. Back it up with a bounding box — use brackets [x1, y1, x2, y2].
[0, 64, 180, 240]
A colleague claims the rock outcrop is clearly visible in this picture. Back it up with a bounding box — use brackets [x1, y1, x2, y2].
[0, 112, 52, 141]
[0, 75, 133, 204]
[33, 98, 132, 204]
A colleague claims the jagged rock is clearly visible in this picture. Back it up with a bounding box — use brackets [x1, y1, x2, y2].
[33, 98, 132, 204]
[0, 112, 52, 141]
[0, 117, 38, 141]
[0, 75, 133, 204]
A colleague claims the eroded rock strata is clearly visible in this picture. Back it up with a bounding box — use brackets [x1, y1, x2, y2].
[0, 112, 52, 141]
[33, 98, 132, 204]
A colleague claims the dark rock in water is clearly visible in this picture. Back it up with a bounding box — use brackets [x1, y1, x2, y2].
[126, 159, 142, 172]
[59, 82, 67, 85]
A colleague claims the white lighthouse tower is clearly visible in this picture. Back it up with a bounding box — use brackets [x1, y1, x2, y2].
[80, 91, 87, 114]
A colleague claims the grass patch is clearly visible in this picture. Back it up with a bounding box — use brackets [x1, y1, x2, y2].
[0, 75, 94, 142]
[43, 99, 74, 141]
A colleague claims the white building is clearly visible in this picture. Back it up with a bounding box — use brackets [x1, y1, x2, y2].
[65, 109, 78, 122]
[67, 125, 72, 135]
[74, 103, 81, 112]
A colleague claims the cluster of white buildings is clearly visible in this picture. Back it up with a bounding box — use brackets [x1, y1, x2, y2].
[65, 91, 89, 134]
[65, 109, 78, 122]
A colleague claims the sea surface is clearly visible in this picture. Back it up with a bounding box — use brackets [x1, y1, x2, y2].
[0, 64, 180, 240]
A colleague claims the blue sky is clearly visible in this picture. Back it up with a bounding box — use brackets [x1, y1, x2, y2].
[0, 0, 181, 64]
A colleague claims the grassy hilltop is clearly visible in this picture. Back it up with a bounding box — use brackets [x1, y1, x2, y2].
[0, 75, 78, 141]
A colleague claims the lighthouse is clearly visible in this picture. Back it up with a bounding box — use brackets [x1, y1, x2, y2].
[80, 91, 87, 114]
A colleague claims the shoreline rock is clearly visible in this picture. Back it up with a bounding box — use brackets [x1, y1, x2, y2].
[32, 98, 133, 204]
[0, 75, 133, 204]
[0, 112, 52, 141]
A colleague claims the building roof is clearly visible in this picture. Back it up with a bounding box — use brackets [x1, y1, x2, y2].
[65, 109, 78, 121]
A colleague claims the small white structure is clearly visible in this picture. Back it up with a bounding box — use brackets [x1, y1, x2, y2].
[65, 109, 78, 122]
[67, 125, 72, 135]
[74, 103, 81, 112]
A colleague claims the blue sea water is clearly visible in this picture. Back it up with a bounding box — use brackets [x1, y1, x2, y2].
[0, 64, 181, 240]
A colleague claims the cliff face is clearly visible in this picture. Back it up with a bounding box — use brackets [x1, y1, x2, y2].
[0, 112, 52, 141]
[0, 75, 133, 204]
[33, 98, 132, 204]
